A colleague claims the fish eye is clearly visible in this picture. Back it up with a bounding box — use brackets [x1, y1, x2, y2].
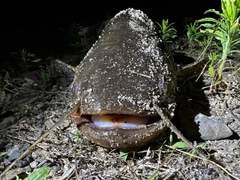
[71, 82, 79, 96]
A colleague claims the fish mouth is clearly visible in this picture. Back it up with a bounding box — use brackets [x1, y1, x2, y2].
[71, 108, 166, 149]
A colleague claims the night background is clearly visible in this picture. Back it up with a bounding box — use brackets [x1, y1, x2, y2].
[0, 1, 220, 71]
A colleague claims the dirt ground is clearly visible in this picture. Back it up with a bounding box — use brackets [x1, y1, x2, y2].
[0, 41, 240, 179]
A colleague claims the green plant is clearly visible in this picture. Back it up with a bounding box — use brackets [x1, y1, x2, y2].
[15, 166, 50, 180]
[119, 148, 128, 162]
[171, 141, 207, 156]
[197, 0, 240, 82]
[168, 132, 174, 146]
[27, 166, 50, 180]
[156, 19, 178, 43]
[75, 130, 83, 143]
[11, 49, 41, 70]
[186, 21, 202, 47]
[0, 152, 6, 156]
[15, 176, 21, 180]
[208, 52, 220, 77]
[168, 131, 207, 157]
[148, 174, 157, 180]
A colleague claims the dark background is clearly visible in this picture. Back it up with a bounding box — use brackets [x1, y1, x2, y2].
[0, 1, 220, 69]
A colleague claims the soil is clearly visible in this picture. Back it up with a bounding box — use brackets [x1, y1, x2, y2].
[0, 34, 240, 180]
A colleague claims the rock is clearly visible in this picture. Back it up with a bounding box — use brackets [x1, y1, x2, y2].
[194, 113, 233, 140]
[5, 144, 21, 164]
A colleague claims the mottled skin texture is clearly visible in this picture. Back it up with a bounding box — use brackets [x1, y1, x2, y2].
[71, 8, 177, 149]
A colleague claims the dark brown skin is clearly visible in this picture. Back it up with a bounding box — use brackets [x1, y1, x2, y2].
[71, 8, 177, 149]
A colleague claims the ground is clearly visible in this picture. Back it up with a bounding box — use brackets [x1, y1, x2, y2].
[0, 40, 240, 179]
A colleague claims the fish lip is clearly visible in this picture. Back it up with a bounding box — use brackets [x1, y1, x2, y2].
[71, 114, 166, 149]
[78, 121, 166, 149]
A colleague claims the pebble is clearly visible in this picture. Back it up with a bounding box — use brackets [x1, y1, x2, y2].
[194, 113, 233, 140]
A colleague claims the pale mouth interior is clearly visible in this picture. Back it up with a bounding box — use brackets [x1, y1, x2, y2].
[71, 110, 159, 129]
[91, 115, 150, 128]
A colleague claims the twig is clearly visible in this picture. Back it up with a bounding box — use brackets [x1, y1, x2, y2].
[0, 105, 78, 179]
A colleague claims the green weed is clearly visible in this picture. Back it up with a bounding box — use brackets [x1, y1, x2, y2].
[197, 0, 240, 83]
[75, 130, 83, 143]
[208, 52, 220, 77]
[156, 19, 178, 43]
[20, 166, 50, 180]
[186, 21, 202, 48]
[15, 166, 50, 180]
[119, 148, 128, 162]
[171, 141, 207, 156]
[11, 49, 41, 71]
[0, 152, 6, 156]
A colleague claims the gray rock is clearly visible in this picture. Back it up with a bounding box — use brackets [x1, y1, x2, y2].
[194, 113, 233, 140]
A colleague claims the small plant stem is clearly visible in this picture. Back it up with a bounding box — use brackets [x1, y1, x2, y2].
[217, 35, 231, 80]
[197, 35, 213, 61]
